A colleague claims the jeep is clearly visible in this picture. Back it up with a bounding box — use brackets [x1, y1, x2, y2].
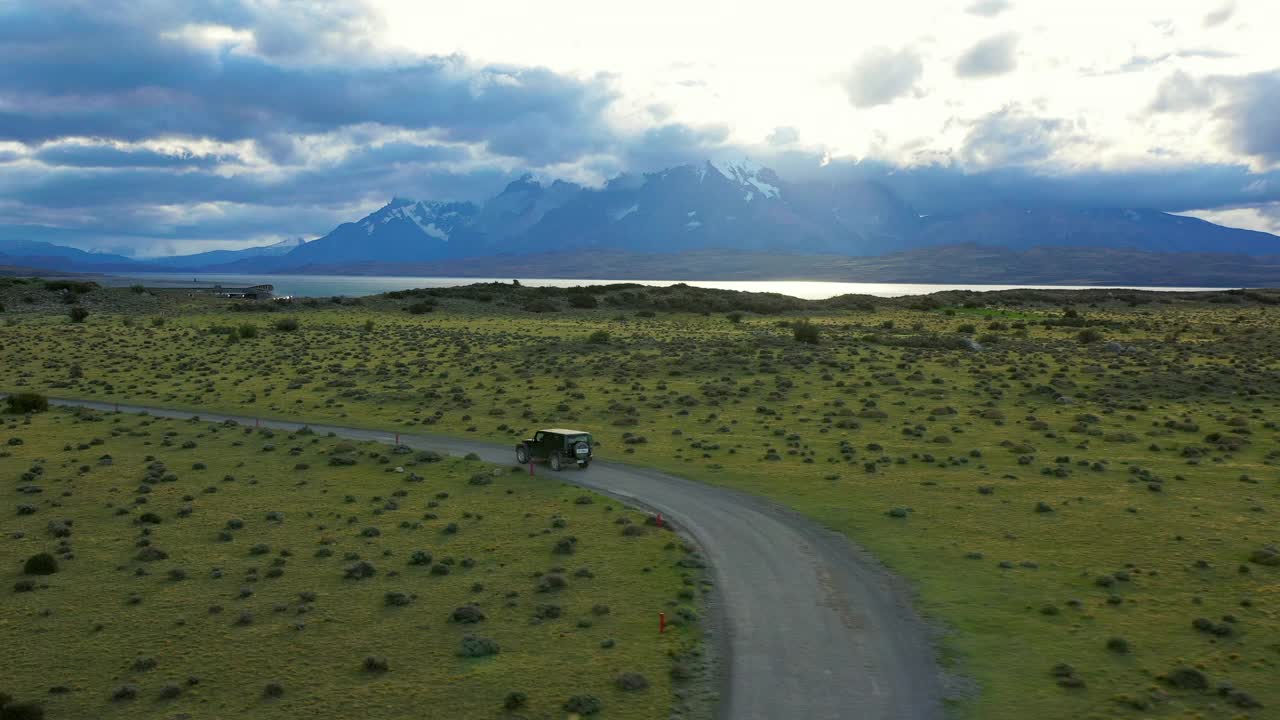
[516, 428, 592, 470]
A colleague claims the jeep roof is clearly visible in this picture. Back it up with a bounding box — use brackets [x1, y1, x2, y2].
[538, 428, 590, 436]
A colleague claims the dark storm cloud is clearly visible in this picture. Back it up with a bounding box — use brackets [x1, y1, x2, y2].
[0, 1, 616, 164]
[32, 144, 226, 169]
[1213, 70, 1280, 166]
[841, 47, 924, 108]
[808, 157, 1280, 217]
[1150, 68, 1280, 167]
[10, 142, 500, 210]
[955, 33, 1019, 78]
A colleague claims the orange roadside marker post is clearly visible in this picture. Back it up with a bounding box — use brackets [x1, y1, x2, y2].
[659, 612, 666, 634]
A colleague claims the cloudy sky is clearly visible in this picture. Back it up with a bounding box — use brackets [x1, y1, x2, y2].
[1, 0, 1277, 255]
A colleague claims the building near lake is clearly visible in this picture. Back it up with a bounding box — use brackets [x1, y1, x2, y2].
[151, 283, 274, 300]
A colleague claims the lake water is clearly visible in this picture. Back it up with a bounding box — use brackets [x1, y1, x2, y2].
[101, 272, 1232, 300]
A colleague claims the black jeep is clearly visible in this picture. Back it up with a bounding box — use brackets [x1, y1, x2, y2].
[516, 428, 592, 470]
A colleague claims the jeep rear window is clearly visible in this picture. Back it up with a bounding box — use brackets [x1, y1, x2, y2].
[566, 435, 590, 444]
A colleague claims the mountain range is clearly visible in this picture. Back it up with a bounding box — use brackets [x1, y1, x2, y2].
[3, 159, 1278, 284]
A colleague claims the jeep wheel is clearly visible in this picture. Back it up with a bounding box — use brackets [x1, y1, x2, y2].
[549, 454, 563, 472]
[516, 445, 529, 464]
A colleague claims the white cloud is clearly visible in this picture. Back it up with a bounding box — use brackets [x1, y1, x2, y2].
[955, 33, 1019, 78]
[1203, 1, 1236, 27]
[841, 47, 924, 108]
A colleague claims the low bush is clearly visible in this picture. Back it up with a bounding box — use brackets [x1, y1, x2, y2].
[22, 553, 58, 576]
[615, 672, 649, 691]
[5, 393, 48, 414]
[792, 319, 820, 344]
[563, 695, 602, 715]
[67, 307, 89, 323]
[0, 701, 45, 720]
[458, 636, 500, 657]
[274, 318, 299, 332]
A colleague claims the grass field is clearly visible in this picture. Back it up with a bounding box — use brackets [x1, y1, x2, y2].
[2, 277, 1279, 719]
[1, 405, 706, 719]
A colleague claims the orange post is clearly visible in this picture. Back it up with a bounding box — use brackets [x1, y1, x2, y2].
[659, 612, 666, 634]
[656, 513, 664, 528]
[528, 461, 535, 476]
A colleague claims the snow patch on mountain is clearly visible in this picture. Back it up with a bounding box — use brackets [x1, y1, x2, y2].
[708, 158, 780, 198]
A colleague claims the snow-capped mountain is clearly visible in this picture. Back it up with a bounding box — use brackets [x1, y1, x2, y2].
[281, 158, 1277, 266]
[15, 158, 1275, 276]
[286, 198, 480, 264]
[472, 174, 582, 239]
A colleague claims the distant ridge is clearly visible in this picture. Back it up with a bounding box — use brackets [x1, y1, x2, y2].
[1, 159, 1277, 284]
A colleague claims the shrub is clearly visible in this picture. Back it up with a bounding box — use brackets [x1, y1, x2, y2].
[726, 311, 743, 324]
[1106, 637, 1130, 654]
[792, 319, 820, 344]
[67, 307, 89, 323]
[343, 561, 377, 579]
[363, 655, 389, 673]
[1078, 328, 1103, 344]
[1249, 545, 1279, 566]
[384, 591, 413, 607]
[587, 330, 610, 344]
[615, 673, 650, 691]
[451, 605, 486, 623]
[458, 636, 500, 657]
[262, 682, 284, 698]
[568, 293, 598, 309]
[407, 301, 435, 315]
[129, 284, 146, 294]
[522, 299, 558, 313]
[5, 393, 48, 414]
[22, 553, 58, 576]
[0, 701, 45, 720]
[1163, 667, 1208, 690]
[110, 685, 137, 702]
[563, 695, 602, 715]
[237, 324, 258, 339]
[503, 691, 528, 710]
[274, 318, 299, 332]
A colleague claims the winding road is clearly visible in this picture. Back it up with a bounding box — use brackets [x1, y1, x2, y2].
[44, 397, 945, 719]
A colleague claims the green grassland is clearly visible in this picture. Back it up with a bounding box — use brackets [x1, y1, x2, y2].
[1, 406, 705, 719]
[3, 278, 1280, 719]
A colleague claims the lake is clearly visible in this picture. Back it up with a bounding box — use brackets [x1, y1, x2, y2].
[101, 272, 1232, 300]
